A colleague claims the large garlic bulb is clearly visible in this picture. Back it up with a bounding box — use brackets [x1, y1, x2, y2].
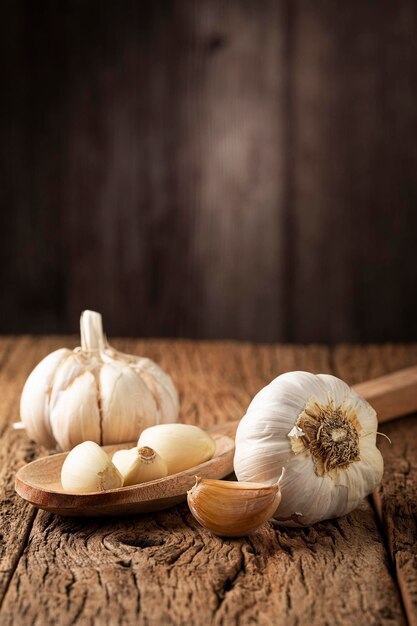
[20, 310, 179, 451]
[234, 371, 383, 526]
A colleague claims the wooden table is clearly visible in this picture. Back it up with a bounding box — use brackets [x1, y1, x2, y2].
[0, 337, 416, 626]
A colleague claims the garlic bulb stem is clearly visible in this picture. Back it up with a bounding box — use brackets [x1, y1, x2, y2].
[80, 310, 106, 353]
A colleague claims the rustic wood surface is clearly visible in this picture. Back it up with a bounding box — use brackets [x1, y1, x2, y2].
[2, 0, 417, 343]
[0, 337, 416, 625]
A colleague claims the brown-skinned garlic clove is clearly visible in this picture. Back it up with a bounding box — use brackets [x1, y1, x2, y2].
[187, 476, 282, 537]
[112, 446, 168, 486]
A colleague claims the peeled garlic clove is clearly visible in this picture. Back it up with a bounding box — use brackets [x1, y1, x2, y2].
[187, 478, 282, 537]
[112, 446, 168, 486]
[61, 441, 123, 494]
[137, 424, 216, 474]
[20, 348, 72, 448]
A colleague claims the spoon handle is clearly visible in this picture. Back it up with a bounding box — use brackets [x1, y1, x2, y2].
[353, 365, 417, 424]
[216, 366, 417, 435]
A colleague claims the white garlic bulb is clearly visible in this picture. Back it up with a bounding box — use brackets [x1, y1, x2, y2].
[20, 310, 179, 451]
[61, 441, 123, 493]
[138, 423, 216, 474]
[234, 371, 383, 526]
[112, 446, 168, 486]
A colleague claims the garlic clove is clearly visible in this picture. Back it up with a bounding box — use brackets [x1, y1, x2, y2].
[49, 353, 87, 405]
[112, 446, 168, 486]
[137, 423, 216, 474]
[20, 348, 72, 448]
[111, 448, 138, 480]
[132, 358, 180, 424]
[50, 369, 101, 451]
[61, 441, 123, 493]
[100, 363, 159, 445]
[187, 478, 282, 537]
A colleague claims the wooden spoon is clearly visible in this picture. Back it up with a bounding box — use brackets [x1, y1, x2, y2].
[15, 426, 234, 517]
[14, 364, 417, 517]
[352, 365, 417, 423]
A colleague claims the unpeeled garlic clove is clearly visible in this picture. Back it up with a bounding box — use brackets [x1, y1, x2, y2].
[50, 367, 101, 451]
[187, 477, 282, 537]
[131, 358, 180, 425]
[112, 446, 168, 486]
[61, 441, 123, 494]
[137, 424, 216, 474]
[20, 348, 72, 449]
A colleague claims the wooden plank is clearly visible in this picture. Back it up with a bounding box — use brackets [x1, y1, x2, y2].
[290, 0, 417, 343]
[0, 3, 70, 334]
[0, 500, 406, 626]
[0, 0, 287, 342]
[0, 339, 405, 625]
[176, 0, 287, 341]
[0, 337, 85, 604]
[374, 415, 417, 626]
[0, 337, 48, 602]
[333, 344, 417, 626]
[61, 0, 288, 341]
[2, 2, 417, 343]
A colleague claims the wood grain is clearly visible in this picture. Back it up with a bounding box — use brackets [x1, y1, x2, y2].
[0, 337, 410, 625]
[290, 0, 417, 343]
[334, 344, 417, 626]
[353, 364, 417, 423]
[2, 1, 417, 342]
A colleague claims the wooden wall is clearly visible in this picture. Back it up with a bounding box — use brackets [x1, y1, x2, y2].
[1, 0, 417, 342]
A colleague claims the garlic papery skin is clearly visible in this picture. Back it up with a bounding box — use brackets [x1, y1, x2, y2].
[137, 424, 216, 474]
[61, 441, 123, 494]
[20, 310, 179, 451]
[20, 348, 71, 449]
[187, 478, 282, 537]
[112, 446, 168, 486]
[234, 371, 384, 527]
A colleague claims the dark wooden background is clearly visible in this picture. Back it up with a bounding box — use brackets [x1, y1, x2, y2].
[1, 0, 417, 343]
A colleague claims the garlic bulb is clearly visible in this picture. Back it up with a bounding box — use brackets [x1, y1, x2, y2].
[187, 477, 282, 537]
[137, 423, 216, 474]
[61, 441, 123, 493]
[112, 446, 168, 486]
[234, 372, 383, 526]
[20, 310, 179, 451]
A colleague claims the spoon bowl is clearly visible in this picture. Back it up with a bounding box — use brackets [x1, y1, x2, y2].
[15, 425, 236, 517]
